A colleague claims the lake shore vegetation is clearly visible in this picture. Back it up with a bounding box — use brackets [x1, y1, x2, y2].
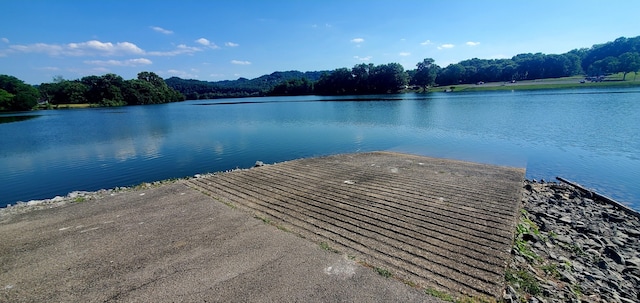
[1, 72, 184, 112]
[1, 36, 639, 112]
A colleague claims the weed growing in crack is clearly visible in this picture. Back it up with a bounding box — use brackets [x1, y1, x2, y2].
[374, 267, 392, 278]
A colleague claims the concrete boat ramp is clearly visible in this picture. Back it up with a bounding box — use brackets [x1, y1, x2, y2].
[1, 152, 524, 302]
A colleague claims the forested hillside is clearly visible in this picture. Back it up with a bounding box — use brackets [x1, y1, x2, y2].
[2, 36, 639, 111]
[165, 71, 326, 99]
[166, 35, 640, 98]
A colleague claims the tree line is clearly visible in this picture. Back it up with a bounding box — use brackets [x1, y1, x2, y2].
[167, 36, 640, 98]
[2, 35, 639, 111]
[40, 72, 184, 107]
[0, 72, 184, 111]
[165, 71, 325, 99]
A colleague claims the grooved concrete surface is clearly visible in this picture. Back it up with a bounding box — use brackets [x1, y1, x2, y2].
[186, 152, 525, 298]
[1, 180, 439, 303]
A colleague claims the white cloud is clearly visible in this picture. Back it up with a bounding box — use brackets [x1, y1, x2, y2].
[162, 69, 198, 79]
[195, 38, 220, 49]
[466, 41, 480, 46]
[351, 38, 364, 43]
[10, 43, 66, 56]
[225, 42, 239, 47]
[420, 40, 432, 45]
[1, 37, 8, 43]
[437, 44, 455, 50]
[354, 55, 372, 61]
[231, 60, 251, 65]
[84, 58, 153, 66]
[399, 52, 411, 57]
[196, 38, 211, 46]
[67, 40, 144, 56]
[148, 44, 202, 56]
[9, 40, 145, 57]
[150, 26, 173, 34]
[5, 39, 210, 58]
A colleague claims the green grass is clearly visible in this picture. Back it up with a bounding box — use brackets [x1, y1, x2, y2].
[425, 288, 455, 302]
[319, 241, 339, 253]
[505, 268, 541, 296]
[429, 73, 640, 93]
[374, 267, 392, 278]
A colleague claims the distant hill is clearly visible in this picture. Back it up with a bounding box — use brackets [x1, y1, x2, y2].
[165, 70, 327, 100]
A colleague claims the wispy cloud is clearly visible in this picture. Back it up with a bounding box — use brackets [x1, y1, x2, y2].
[420, 40, 432, 45]
[4, 39, 215, 58]
[351, 38, 364, 44]
[195, 38, 220, 49]
[466, 41, 480, 46]
[150, 26, 173, 35]
[195, 38, 211, 46]
[162, 69, 198, 79]
[312, 23, 332, 28]
[9, 40, 144, 56]
[147, 44, 202, 56]
[84, 58, 152, 66]
[225, 42, 239, 47]
[1, 37, 8, 43]
[399, 52, 411, 57]
[231, 60, 251, 65]
[354, 55, 372, 61]
[437, 44, 455, 50]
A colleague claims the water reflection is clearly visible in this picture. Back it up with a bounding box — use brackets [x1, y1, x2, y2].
[1, 89, 639, 209]
[0, 115, 40, 124]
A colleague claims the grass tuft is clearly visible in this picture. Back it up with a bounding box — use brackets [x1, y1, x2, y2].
[319, 242, 339, 253]
[424, 288, 455, 302]
[374, 267, 392, 278]
[505, 268, 541, 296]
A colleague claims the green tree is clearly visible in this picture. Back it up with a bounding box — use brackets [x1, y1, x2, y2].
[0, 89, 15, 110]
[618, 52, 640, 80]
[81, 74, 126, 106]
[369, 63, 408, 93]
[0, 75, 40, 111]
[589, 56, 620, 75]
[412, 58, 439, 89]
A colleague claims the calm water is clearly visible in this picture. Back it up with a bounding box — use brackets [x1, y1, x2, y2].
[1, 88, 639, 209]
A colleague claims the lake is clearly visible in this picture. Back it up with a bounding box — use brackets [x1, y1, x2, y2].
[1, 88, 639, 210]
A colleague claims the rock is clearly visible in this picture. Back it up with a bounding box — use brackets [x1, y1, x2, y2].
[611, 237, 626, 246]
[560, 270, 577, 284]
[509, 179, 640, 303]
[605, 246, 626, 265]
[558, 216, 572, 224]
[625, 258, 640, 268]
[598, 259, 610, 270]
[554, 234, 572, 243]
[254, 161, 265, 167]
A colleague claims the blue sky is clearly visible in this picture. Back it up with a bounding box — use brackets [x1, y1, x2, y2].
[2, 0, 639, 84]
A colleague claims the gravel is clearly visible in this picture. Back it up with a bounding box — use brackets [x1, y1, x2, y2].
[506, 179, 640, 303]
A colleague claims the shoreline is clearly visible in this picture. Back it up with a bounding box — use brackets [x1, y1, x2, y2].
[508, 180, 640, 302]
[2, 175, 639, 302]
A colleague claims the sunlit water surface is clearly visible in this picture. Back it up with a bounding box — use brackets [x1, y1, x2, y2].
[1, 88, 639, 209]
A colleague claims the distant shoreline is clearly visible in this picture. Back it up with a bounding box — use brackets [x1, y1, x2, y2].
[424, 74, 640, 93]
